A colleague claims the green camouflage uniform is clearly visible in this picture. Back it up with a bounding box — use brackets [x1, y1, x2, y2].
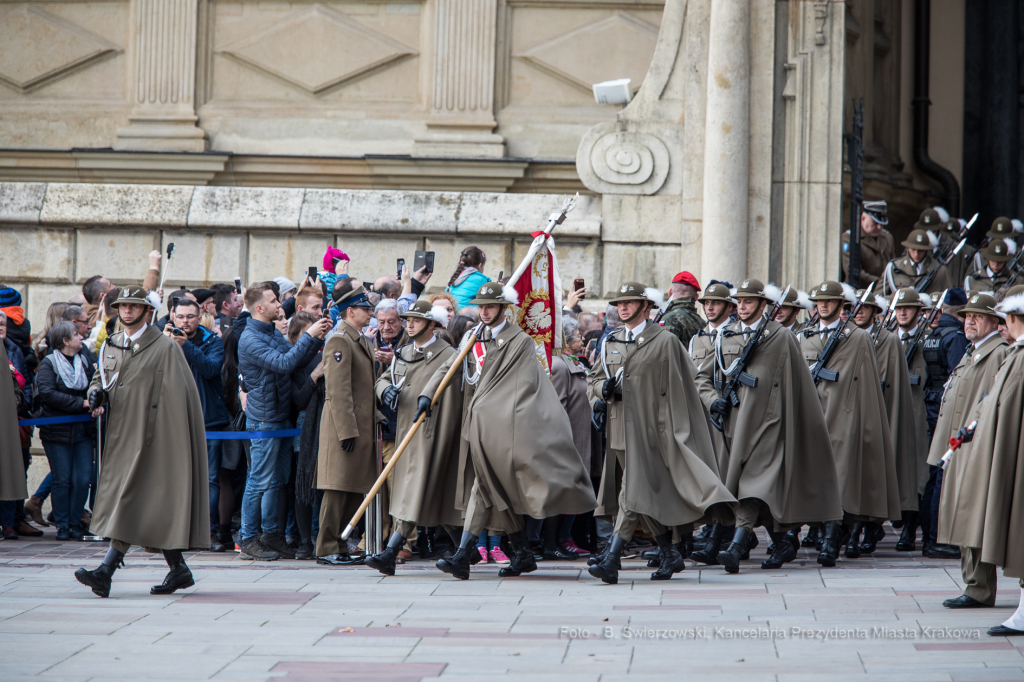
[661, 296, 703, 348]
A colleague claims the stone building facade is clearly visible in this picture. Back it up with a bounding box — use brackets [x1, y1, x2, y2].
[0, 0, 1004, 331]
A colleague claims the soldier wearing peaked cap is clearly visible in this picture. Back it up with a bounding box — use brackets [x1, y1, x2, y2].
[883, 228, 953, 296]
[75, 287, 210, 599]
[849, 290, 920, 556]
[965, 238, 1015, 293]
[928, 293, 1010, 609]
[587, 282, 735, 585]
[890, 288, 932, 552]
[799, 281, 901, 567]
[364, 300, 465, 576]
[690, 279, 842, 574]
[843, 199, 896, 288]
[421, 282, 597, 581]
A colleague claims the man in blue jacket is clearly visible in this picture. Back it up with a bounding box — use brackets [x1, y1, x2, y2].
[238, 282, 331, 560]
[164, 299, 233, 551]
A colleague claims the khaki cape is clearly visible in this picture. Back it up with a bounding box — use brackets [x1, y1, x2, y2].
[0, 342, 27, 501]
[318, 320, 378, 494]
[589, 324, 735, 526]
[422, 322, 596, 518]
[718, 320, 843, 524]
[689, 323, 735, 473]
[89, 326, 209, 549]
[900, 329, 931, 495]
[374, 339, 464, 527]
[550, 353, 593, 476]
[941, 344, 1024, 578]
[801, 325, 901, 520]
[872, 325, 922, 511]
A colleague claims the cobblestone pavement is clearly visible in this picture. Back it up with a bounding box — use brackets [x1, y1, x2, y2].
[2, 524, 1023, 682]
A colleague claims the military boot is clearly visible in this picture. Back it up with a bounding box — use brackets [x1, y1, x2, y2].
[690, 524, 726, 565]
[365, 532, 406, 576]
[650, 532, 686, 580]
[801, 525, 820, 548]
[75, 546, 125, 598]
[845, 522, 863, 558]
[499, 530, 538, 577]
[437, 531, 477, 580]
[210, 525, 233, 552]
[761, 530, 798, 569]
[588, 535, 626, 585]
[859, 522, 885, 554]
[152, 550, 195, 595]
[896, 511, 919, 551]
[677, 529, 694, 559]
[817, 521, 843, 567]
[739, 530, 758, 560]
[718, 527, 753, 574]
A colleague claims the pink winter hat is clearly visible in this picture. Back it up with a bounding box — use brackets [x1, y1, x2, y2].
[323, 246, 349, 273]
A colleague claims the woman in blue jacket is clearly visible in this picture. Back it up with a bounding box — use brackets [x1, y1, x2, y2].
[445, 246, 491, 309]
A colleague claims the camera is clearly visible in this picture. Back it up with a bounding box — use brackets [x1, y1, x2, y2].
[171, 327, 186, 337]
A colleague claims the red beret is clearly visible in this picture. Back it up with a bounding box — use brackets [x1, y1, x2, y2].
[672, 271, 700, 290]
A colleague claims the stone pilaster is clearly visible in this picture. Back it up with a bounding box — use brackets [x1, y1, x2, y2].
[413, 0, 504, 158]
[115, 0, 206, 152]
[700, 0, 750, 286]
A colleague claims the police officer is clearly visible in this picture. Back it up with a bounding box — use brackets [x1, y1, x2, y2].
[883, 227, 953, 296]
[842, 200, 895, 288]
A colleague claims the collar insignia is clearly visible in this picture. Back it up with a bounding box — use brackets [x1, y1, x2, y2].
[132, 343, 140, 352]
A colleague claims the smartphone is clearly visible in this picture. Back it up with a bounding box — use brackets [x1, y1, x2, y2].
[179, 285, 186, 291]
[498, 270, 504, 282]
[397, 258, 405, 278]
[414, 250, 435, 274]
[233, 277, 241, 294]
[308, 266, 317, 282]
[587, 338, 598, 354]
[573, 278, 585, 300]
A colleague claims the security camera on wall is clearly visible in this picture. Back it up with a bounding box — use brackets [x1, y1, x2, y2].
[592, 78, 632, 105]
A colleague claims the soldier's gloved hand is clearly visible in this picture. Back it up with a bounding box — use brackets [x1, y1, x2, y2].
[709, 397, 729, 423]
[381, 385, 400, 408]
[88, 390, 103, 410]
[340, 438, 355, 452]
[601, 378, 617, 400]
[956, 426, 974, 444]
[591, 399, 607, 430]
[414, 396, 433, 421]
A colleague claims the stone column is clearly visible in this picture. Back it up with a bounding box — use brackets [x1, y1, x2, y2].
[115, 0, 206, 152]
[700, 0, 750, 285]
[413, 0, 504, 158]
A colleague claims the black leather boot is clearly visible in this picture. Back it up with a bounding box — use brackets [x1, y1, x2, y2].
[801, 525, 819, 548]
[762, 530, 798, 569]
[500, 530, 538, 577]
[152, 550, 195, 595]
[588, 535, 626, 585]
[677, 529, 694, 559]
[692, 525, 712, 552]
[690, 524, 726, 565]
[210, 525, 233, 552]
[650, 532, 685, 580]
[718, 527, 753, 574]
[860, 522, 884, 554]
[365, 532, 405, 576]
[845, 522, 863, 558]
[75, 546, 124, 598]
[896, 511, 918, 551]
[817, 521, 842, 567]
[436, 531, 476, 580]
[740, 529, 758, 560]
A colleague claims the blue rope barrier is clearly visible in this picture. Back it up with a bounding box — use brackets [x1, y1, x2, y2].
[18, 415, 300, 440]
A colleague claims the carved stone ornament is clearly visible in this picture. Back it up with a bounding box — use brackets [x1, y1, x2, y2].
[576, 125, 670, 195]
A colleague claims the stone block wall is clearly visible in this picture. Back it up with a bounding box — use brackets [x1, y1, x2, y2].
[0, 182, 611, 331]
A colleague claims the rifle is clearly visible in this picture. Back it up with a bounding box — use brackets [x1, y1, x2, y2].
[871, 304, 895, 347]
[936, 213, 978, 264]
[708, 286, 791, 432]
[996, 243, 1024, 296]
[904, 289, 947, 386]
[810, 283, 874, 385]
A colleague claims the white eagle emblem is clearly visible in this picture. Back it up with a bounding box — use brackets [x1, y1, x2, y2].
[971, 296, 979, 303]
[620, 285, 628, 293]
[899, 291, 906, 300]
[523, 301, 552, 332]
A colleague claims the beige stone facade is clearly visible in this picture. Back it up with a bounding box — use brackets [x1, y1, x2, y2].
[0, 0, 963, 331]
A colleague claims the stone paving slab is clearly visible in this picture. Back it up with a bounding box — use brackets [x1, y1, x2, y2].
[1, 526, 1023, 681]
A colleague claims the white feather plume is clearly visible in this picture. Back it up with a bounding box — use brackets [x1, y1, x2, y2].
[146, 290, 162, 310]
[429, 304, 450, 327]
[763, 283, 784, 305]
[501, 285, 519, 306]
[874, 295, 890, 314]
[728, 287, 738, 299]
[934, 206, 950, 222]
[919, 292, 934, 309]
[644, 287, 665, 309]
[926, 230, 940, 248]
[1012, 219, 1023, 234]
[1004, 237, 1018, 255]
[840, 282, 857, 304]
[796, 289, 814, 311]
[996, 292, 1024, 315]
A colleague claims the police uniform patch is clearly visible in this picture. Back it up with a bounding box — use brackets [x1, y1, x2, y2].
[334, 351, 343, 362]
